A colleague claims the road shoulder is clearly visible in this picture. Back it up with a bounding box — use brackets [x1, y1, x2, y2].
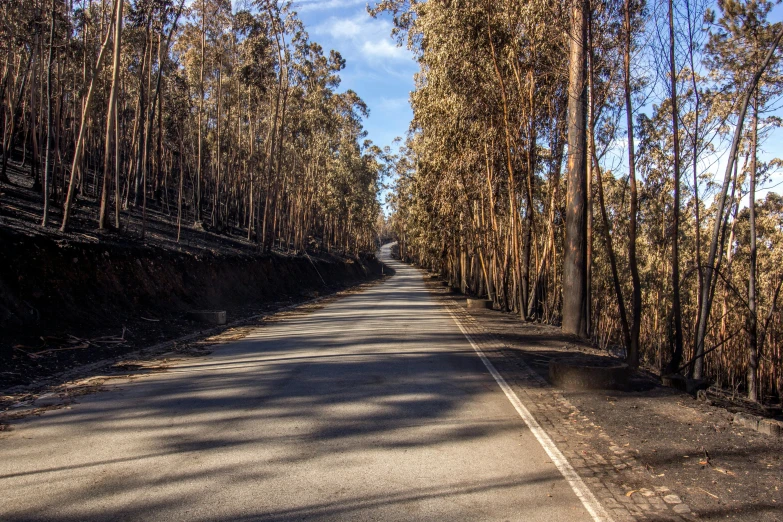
[431, 278, 783, 522]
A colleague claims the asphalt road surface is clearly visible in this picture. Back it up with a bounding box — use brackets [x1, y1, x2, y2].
[0, 245, 597, 521]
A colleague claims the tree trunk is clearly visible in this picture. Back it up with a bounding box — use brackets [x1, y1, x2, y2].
[693, 23, 783, 380]
[99, 0, 123, 230]
[748, 99, 759, 401]
[625, 0, 642, 367]
[41, 0, 56, 227]
[196, 0, 207, 226]
[667, 0, 684, 374]
[563, 0, 589, 339]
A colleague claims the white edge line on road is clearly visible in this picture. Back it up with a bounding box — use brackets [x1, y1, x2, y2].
[447, 307, 614, 522]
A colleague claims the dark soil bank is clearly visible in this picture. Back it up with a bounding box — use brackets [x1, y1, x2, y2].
[0, 228, 385, 388]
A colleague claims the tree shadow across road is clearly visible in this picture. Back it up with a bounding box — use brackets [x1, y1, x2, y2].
[0, 262, 583, 521]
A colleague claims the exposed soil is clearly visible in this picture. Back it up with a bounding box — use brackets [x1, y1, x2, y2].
[426, 282, 783, 522]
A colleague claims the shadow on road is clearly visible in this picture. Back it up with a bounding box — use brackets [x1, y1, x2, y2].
[0, 257, 575, 521]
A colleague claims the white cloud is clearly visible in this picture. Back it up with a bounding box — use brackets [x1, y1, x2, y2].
[322, 18, 365, 39]
[312, 12, 411, 63]
[294, 0, 367, 13]
[362, 39, 409, 60]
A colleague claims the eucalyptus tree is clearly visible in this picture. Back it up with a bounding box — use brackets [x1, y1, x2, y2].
[563, 0, 590, 338]
[700, 0, 783, 394]
[376, 0, 783, 403]
[1, 0, 381, 255]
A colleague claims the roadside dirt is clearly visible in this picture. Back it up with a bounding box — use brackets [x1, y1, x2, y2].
[426, 281, 783, 522]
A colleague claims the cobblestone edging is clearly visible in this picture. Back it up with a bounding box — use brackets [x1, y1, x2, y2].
[447, 301, 695, 522]
[731, 411, 783, 437]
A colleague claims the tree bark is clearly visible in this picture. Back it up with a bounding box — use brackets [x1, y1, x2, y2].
[625, 0, 642, 367]
[563, 0, 589, 339]
[748, 99, 759, 401]
[667, 0, 685, 374]
[99, 0, 123, 230]
[41, 0, 56, 227]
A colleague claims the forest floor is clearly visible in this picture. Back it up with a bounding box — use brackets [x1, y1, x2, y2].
[0, 164, 385, 392]
[0, 156, 305, 256]
[428, 282, 783, 521]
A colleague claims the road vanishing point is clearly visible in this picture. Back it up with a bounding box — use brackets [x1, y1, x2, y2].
[0, 245, 604, 522]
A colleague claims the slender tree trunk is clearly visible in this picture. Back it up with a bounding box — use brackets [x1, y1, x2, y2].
[748, 99, 759, 401]
[488, 17, 522, 316]
[625, 0, 642, 367]
[195, 0, 206, 226]
[667, 0, 685, 374]
[594, 151, 632, 351]
[563, 0, 589, 339]
[99, 0, 123, 230]
[694, 23, 783, 380]
[114, 67, 121, 228]
[586, 8, 594, 337]
[177, 130, 184, 242]
[41, 0, 56, 227]
[686, 0, 704, 350]
[214, 60, 222, 228]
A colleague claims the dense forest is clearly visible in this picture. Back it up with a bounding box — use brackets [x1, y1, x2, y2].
[0, 0, 382, 255]
[4, 0, 783, 406]
[375, 0, 783, 405]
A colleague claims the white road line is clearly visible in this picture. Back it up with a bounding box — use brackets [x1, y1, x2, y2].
[447, 307, 614, 522]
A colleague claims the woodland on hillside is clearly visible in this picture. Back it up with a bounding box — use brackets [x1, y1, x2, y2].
[375, 0, 783, 405]
[0, 0, 382, 256]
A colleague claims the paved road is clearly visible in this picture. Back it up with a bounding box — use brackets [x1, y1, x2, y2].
[0, 246, 594, 521]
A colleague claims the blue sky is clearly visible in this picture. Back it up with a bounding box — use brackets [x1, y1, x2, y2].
[294, 0, 417, 152]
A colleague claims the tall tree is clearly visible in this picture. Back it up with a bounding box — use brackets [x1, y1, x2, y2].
[98, 0, 124, 230]
[563, 0, 590, 338]
[694, 8, 783, 380]
[667, 0, 685, 374]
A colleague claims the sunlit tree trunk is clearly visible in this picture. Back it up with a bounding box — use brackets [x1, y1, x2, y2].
[99, 0, 123, 230]
[748, 98, 759, 401]
[668, 0, 684, 374]
[563, 0, 589, 339]
[41, 0, 56, 227]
